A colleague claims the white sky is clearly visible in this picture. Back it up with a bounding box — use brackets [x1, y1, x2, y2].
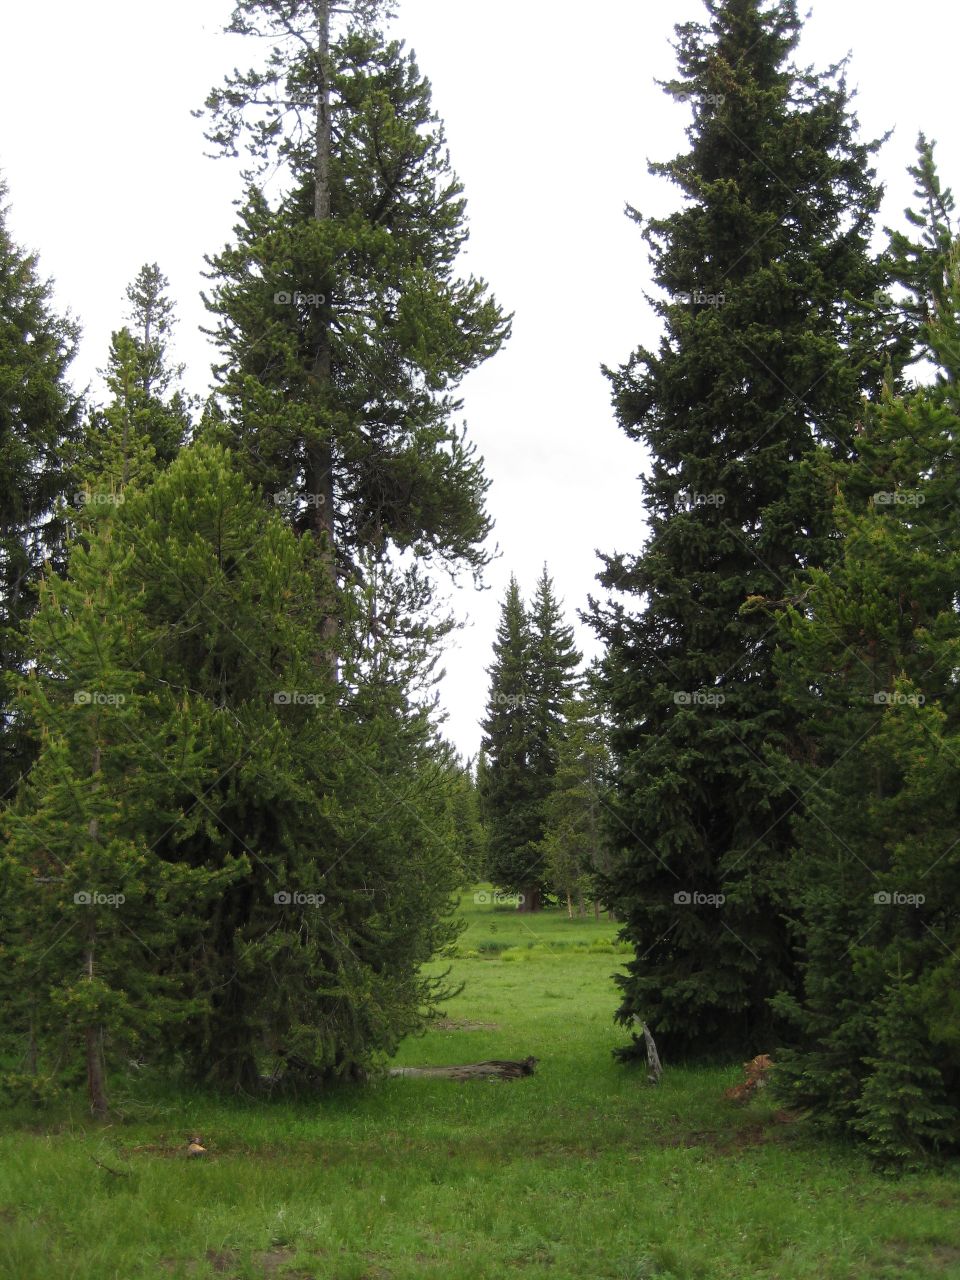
[1, 0, 956, 760]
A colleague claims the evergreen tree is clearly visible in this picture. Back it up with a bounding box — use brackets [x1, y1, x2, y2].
[766, 164, 960, 1164]
[480, 576, 542, 909]
[196, 0, 509, 659]
[0, 491, 236, 1115]
[528, 565, 582, 787]
[1, 443, 464, 1099]
[589, 0, 891, 1060]
[77, 265, 190, 489]
[0, 185, 82, 800]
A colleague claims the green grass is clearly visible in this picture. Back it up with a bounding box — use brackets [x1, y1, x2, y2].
[2, 887, 960, 1279]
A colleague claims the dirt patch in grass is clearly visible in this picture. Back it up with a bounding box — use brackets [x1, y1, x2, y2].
[879, 1241, 960, 1275]
[161, 1246, 307, 1277]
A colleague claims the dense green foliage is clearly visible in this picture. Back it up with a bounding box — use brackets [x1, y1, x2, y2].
[589, 0, 892, 1061]
[480, 570, 581, 909]
[765, 144, 960, 1166]
[0, 189, 81, 799]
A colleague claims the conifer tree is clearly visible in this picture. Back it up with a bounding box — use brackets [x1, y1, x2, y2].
[1, 442, 464, 1098]
[480, 576, 542, 908]
[0, 492, 236, 1115]
[0, 186, 82, 800]
[766, 157, 960, 1164]
[589, 0, 890, 1059]
[196, 0, 509, 659]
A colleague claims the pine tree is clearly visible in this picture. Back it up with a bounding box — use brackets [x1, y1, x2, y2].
[196, 0, 509, 660]
[0, 185, 82, 801]
[1, 442, 465, 1099]
[767, 159, 960, 1164]
[528, 566, 582, 788]
[0, 493, 236, 1115]
[77, 265, 190, 490]
[588, 0, 891, 1060]
[480, 576, 542, 909]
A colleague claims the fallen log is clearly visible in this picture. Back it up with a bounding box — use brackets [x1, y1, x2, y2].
[388, 1056, 538, 1081]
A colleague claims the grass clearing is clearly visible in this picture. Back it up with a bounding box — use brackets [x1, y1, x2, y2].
[2, 888, 959, 1278]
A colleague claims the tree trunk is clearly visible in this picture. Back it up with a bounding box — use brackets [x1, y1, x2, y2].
[86, 1023, 109, 1119]
[593, 898, 600, 920]
[85, 742, 108, 1118]
[566, 890, 573, 920]
[389, 1057, 537, 1080]
[517, 885, 541, 913]
[576, 888, 585, 917]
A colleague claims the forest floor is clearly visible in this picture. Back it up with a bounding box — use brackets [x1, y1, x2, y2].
[2, 888, 960, 1279]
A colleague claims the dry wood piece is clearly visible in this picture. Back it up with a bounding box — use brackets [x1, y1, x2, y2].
[723, 1053, 774, 1103]
[635, 1018, 663, 1085]
[388, 1056, 538, 1081]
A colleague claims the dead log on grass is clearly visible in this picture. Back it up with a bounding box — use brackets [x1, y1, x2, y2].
[388, 1056, 538, 1081]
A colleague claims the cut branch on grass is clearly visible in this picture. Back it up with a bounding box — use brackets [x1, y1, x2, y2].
[388, 1057, 538, 1081]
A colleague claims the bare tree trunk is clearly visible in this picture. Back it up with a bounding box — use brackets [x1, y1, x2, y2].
[566, 890, 573, 920]
[576, 888, 585, 918]
[593, 898, 600, 920]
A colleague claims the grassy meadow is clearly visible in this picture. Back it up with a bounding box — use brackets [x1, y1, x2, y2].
[2, 888, 960, 1279]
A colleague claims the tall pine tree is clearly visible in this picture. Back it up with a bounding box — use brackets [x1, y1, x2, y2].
[589, 0, 890, 1060]
[196, 0, 509, 662]
[0, 185, 82, 801]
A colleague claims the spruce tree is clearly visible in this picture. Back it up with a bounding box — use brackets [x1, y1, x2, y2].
[196, 0, 509, 659]
[589, 0, 890, 1059]
[480, 576, 542, 909]
[0, 185, 82, 800]
[767, 156, 960, 1163]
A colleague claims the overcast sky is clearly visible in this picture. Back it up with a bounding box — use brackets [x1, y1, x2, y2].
[1, 1, 956, 760]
